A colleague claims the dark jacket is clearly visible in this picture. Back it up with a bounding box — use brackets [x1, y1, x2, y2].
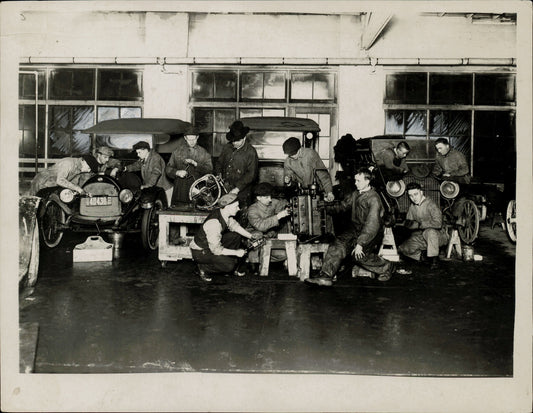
[330, 188, 384, 247]
[126, 150, 172, 190]
[215, 140, 259, 204]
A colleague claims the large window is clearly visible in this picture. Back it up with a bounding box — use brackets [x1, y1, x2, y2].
[384, 72, 515, 180]
[191, 68, 337, 157]
[18, 67, 143, 169]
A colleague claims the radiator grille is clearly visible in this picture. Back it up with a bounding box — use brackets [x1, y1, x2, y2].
[397, 175, 441, 213]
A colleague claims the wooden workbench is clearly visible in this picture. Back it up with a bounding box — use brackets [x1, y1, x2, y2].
[157, 206, 208, 266]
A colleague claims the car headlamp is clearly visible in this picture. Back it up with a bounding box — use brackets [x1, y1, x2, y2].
[119, 189, 133, 204]
[305, 132, 314, 140]
[385, 180, 406, 198]
[440, 180, 460, 199]
[59, 188, 75, 203]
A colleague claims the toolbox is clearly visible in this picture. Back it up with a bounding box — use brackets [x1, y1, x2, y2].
[73, 236, 113, 262]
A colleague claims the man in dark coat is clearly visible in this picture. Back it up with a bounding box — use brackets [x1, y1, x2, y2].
[165, 125, 213, 206]
[306, 168, 394, 287]
[374, 141, 410, 182]
[432, 138, 470, 184]
[215, 121, 259, 206]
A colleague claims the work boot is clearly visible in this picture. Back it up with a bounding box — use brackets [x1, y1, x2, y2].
[196, 268, 212, 282]
[305, 272, 333, 287]
[430, 256, 440, 270]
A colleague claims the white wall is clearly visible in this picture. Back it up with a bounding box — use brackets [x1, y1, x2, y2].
[143, 65, 189, 119]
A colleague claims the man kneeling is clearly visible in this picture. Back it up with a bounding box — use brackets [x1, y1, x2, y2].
[190, 193, 263, 282]
[306, 168, 394, 287]
[398, 182, 449, 269]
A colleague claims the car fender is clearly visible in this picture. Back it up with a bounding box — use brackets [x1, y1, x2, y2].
[40, 192, 74, 217]
[140, 186, 167, 209]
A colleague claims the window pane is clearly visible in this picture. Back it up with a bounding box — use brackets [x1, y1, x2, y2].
[72, 131, 91, 155]
[318, 114, 331, 137]
[240, 108, 263, 118]
[448, 136, 471, 161]
[19, 72, 46, 99]
[263, 108, 285, 117]
[385, 73, 427, 104]
[49, 106, 94, 157]
[214, 72, 237, 99]
[313, 73, 334, 100]
[429, 74, 472, 105]
[192, 72, 214, 99]
[73, 107, 94, 130]
[241, 73, 263, 99]
[214, 109, 236, 133]
[50, 106, 70, 129]
[475, 74, 515, 105]
[291, 74, 313, 100]
[193, 108, 214, 132]
[98, 107, 119, 121]
[19, 105, 45, 157]
[49, 69, 95, 100]
[385, 110, 404, 134]
[98, 70, 142, 101]
[474, 111, 515, 182]
[120, 107, 142, 118]
[213, 133, 228, 157]
[264, 72, 285, 99]
[429, 111, 471, 136]
[405, 111, 426, 136]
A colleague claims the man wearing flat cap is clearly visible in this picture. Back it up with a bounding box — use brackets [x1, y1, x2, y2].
[282, 137, 335, 202]
[94, 146, 122, 178]
[215, 120, 259, 207]
[29, 154, 99, 196]
[190, 192, 263, 282]
[125, 141, 173, 205]
[165, 125, 213, 206]
[247, 182, 291, 263]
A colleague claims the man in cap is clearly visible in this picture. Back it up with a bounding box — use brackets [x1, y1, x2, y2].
[165, 125, 213, 206]
[282, 137, 335, 202]
[215, 120, 259, 206]
[305, 168, 394, 287]
[94, 146, 122, 178]
[29, 154, 99, 196]
[125, 141, 173, 205]
[374, 141, 410, 182]
[398, 182, 449, 270]
[247, 182, 291, 263]
[432, 138, 470, 184]
[189, 193, 263, 282]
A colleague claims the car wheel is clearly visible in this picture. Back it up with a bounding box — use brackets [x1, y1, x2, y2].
[26, 220, 40, 287]
[457, 199, 479, 244]
[505, 199, 516, 243]
[141, 198, 163, 250]
[40, 199, 66, 248]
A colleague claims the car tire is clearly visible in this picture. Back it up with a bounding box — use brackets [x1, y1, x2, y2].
[505, 199, 516, 243]
[141, 198, 163, 250]
[40, 198, 66, 248]
[26, 219, 40, 287]
[457, 199, 480, 244]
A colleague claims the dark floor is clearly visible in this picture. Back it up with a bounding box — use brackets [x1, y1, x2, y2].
[19, 224, 515, 376]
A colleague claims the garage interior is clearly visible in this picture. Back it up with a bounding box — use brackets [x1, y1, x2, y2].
[5, 2, 531, 412]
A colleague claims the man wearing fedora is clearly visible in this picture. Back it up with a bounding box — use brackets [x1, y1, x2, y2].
[247, 182, 291, 264]
[190, 193, 263, 282]
[374, 141, 410, 182]
[125, 141, 173, 205]
[282, 137, 335, 202]
[432, 138, 471, 184]
[215, 120, 259, 207]
[165, 125, 213, 206]
[398, 182, 449, 270]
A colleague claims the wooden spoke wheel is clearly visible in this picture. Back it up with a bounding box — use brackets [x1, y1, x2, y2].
[457, 199, 480, 244]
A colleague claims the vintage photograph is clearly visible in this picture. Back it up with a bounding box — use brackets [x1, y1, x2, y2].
[2, 1, 531, 411]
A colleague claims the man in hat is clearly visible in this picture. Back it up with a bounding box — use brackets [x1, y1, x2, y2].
[190, 193, 263, 282]
[306, 168, 394, 287]
[282, 137, 335, 202]
[247, 182, 291, 263]
[165, 125, 213, 206]
[215, 120, 259, 206]
[125, 141, 173, 205]
[94, 146, 122, 178]
[29, 154, 99, 196]
[432, 138, 470, 184]
[374, 141, 410, 182]
[398, 182, 449, 270]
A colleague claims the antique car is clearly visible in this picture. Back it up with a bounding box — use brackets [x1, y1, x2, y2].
[37, 118, 192, 250]
[336, 135, 514, 245]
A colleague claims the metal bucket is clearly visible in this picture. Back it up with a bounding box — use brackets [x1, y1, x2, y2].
[109, 232, 125, 249]
[462, 245, 474, 261]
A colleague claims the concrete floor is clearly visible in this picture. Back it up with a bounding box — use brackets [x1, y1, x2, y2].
[19, 223, 515, 376]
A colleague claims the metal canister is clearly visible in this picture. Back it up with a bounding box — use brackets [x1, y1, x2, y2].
[462, 245, 474, 261]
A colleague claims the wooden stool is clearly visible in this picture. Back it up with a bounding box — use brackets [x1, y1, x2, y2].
[297, 243, 329, 281]
[446, 228, 462, 259]
[378, 227, 400, 262]
[259, 239, 298, 277]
